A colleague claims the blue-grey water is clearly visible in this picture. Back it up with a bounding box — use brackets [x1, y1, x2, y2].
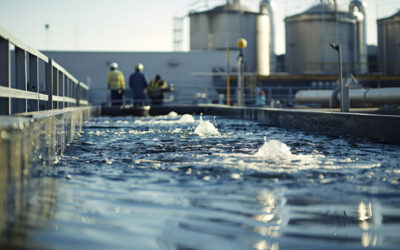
[4, 113, 400, 249]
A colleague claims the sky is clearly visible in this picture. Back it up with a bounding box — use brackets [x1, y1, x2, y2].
[0, 0, 400, 55]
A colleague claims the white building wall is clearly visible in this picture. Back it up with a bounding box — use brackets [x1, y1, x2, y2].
[43, 51, 238, 105]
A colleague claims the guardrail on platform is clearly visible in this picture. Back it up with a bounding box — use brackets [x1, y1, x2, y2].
[0, 26, 89, 115]
[94, 84, 301, 108]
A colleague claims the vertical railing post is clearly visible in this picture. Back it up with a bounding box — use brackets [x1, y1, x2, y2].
[73, 81, 76, 106]
[15, 47, 27, 114]
[0, 37, 10, 115]
[69, 79, 73, 107]
[45, 59, 53, 110]
[76, 82, 81, 106]
[52, 67, 58, 109]
[59, 71, 64, 109]
[65, 78, 69, 107]
[28, 54, 39, 112]
[69, 79, 72, 107]
[78, 82, 81, 106]
[71, 80, 75, 106]
[66, 76, 69, 107]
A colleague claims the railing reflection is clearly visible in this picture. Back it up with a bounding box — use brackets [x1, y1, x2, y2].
[252, 190, 282, 250]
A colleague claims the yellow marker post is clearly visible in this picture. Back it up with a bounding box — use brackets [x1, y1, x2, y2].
[227, 48, 230, 106]
[237, 38, 247, 106]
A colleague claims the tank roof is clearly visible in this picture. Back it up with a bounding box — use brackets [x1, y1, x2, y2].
[285, 3, 354, 21]
[378, 9, 400, 22]
[189, 3, 257, 16]
[303, 3, 347, 15]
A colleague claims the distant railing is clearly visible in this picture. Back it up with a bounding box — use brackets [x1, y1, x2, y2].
[302, 61, 400, 75]
[0, 26, 89, 115]
[95, 83, 303, 108]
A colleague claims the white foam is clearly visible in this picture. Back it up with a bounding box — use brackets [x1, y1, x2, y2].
[194, 120, 220, 137]
[254, 139, 292, 158]
[134, 114, 196, 125]
[178, 114, 195, 123]
[168, 111, 178, 118]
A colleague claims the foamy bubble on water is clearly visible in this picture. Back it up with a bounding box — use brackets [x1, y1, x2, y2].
[168, 111, 178, 118]
[212, 139, 323, 171]
[134, 114, 195, 125]
[178, 114, 195, 123]
[194, 119, 220, 136]
[254, 139, 292, 158]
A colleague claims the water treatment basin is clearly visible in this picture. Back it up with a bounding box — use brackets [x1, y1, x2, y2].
[2, 112, 400, 249]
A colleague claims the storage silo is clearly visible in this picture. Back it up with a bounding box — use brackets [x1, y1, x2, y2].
[285, 0, 367, 75]
[189, 0, 275, 75]
[378, 10, 400, 75]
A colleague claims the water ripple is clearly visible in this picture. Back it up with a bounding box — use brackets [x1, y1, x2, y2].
[5, 114, 400, 250]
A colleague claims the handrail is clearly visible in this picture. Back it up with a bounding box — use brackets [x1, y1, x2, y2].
[0, 26, 90, 115]
[0, 26, 49, 63]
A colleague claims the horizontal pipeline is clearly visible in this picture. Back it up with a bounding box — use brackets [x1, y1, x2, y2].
[295, 88, 400, 106]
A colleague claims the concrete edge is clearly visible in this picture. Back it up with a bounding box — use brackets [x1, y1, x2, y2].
[0, 106, 99, 233]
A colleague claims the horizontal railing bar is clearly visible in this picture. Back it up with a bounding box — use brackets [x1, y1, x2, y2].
[51, 60, 78, 83]
[0, 26, 49, 63]
[0, 86, 48, 101]
[79, 81, 89, 90]
[63, 97, 77, 103]
[0, 26, 90, 114]
[79, 100, 89, 106]
[52, 96, 76, 103]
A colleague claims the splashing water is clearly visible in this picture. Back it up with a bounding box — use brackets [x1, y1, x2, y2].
[254, 139, 292, 158]
[13, 114, 400, 250]
[240, 136, 322, 169]
[134, 113, 195, 125]
[194, 116, 220, 136]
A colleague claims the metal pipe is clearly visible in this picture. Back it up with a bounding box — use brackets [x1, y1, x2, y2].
[330, 43, 349, 112]
[237, 50, 244, 106]
[226, 48, 230, 106]
[295, 88, 400, 106]
[338, 44, 349, 111]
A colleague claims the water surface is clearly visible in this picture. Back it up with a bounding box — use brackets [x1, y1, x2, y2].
[3, 113, 400, 249]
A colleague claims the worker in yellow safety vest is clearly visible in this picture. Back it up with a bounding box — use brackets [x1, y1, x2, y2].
[107, 62, 125, 105]
[147, 74, 170, 105]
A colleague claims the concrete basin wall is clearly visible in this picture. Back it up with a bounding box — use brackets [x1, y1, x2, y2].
[0, 107, 99, 233]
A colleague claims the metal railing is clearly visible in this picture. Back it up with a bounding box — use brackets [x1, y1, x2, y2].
[95, 83, 303, 108]
[0, 26, 89, 115]
[302, 61, 400, 75]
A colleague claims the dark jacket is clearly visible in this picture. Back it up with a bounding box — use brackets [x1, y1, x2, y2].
[129, 71, 148, 101]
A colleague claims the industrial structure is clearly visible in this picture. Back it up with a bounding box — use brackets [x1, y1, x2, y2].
[189, 0, 275, 75]
[40, 0, 400, 107]
[285, 0, 367, 75]
[378, 10, 400, 75]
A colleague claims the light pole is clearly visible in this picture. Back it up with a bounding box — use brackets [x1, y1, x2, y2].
[329, 42, 349, 112]
[45, 24, 50, 49]
[237, 38, 247, 106]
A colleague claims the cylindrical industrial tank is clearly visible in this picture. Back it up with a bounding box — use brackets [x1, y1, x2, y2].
[189, 0, 273, 75]
[285, 0, 367, 75]
[260, 0, 275, 73]
[378, 10, 400, 75]
[190, 13, 210, 50]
